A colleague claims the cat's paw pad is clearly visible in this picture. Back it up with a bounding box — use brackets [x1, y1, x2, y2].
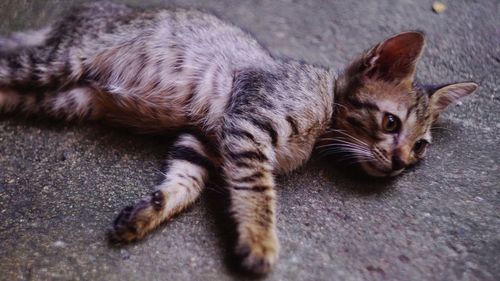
[235, 240, 279, 275]
[108, 201, 149, 243]
[108, 191, 165, 243]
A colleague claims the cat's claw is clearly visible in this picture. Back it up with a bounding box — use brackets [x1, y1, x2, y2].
[108, 197, 159, 243]
[235, 240, 279, 275]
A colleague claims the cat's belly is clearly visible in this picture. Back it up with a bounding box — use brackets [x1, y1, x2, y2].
[93, 59, 235, 131]
[95, 90, 190, 131]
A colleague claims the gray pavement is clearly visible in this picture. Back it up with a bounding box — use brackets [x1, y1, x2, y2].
[0, 0, 499, 280]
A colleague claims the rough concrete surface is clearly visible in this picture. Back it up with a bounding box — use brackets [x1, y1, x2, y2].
[0, 0, 498, 280]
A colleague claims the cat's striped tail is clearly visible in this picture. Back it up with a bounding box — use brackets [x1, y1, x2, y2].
[0, 47, 80, 90]
[0, 86, 101, 121]
[0, 32, 93, 120]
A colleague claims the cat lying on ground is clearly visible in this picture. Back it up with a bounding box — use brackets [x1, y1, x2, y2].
[0, 1, 477, 274]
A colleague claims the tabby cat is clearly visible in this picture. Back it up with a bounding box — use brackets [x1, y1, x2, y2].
[0, 2, 477, 274]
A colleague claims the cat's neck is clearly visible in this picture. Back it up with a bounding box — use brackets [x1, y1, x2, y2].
[277, 59, 335, 102]
[277, 59, 336, 136]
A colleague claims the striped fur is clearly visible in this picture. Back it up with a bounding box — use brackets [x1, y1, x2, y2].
[0, 2, 477, 274]
[110, 133, 213, 243]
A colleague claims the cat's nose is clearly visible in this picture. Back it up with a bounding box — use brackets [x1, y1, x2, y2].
[391, 155, 407, 171]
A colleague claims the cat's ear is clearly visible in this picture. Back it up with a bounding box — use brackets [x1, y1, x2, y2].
[363, 31, 425, 83]
[428, 82, 478, 118]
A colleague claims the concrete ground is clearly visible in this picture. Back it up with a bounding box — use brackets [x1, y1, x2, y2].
[0, 0, 498, 280]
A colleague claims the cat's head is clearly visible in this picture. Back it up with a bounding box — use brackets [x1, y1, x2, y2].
[324, 31, 477, 177]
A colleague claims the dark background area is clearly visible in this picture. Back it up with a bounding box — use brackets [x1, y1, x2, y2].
[0, 0, 498, 280]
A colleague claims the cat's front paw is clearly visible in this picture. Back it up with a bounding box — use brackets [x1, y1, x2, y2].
[235, 230, 280, 275]
[108, 191, 165, 243]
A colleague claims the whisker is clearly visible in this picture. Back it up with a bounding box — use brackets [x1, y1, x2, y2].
[318, 132, 368, 147]
[317, 148, 371, 158]
[316, 137, 366, 147]
[316, 147, 375, 160]
[205, 185, 227, 195]
[316, 142, 371, 154]
[431, 126, 452, 132]
[335, 131, 369, 146]
[152, 167, 168, 177]
[315, 143, 369, 151]
[317, 142, 370, 151]
[317, 151, 374, 163]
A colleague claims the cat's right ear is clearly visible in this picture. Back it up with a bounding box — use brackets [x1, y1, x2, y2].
[362, 31, 425, 83]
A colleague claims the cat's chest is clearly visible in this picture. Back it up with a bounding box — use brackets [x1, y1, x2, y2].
[272, 123, 327, 173]
[274, 142, 314, 173]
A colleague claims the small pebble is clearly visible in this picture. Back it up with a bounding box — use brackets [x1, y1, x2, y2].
[59, 152, 68, 161]
[120, 249, 130, 260]
[398, 254, 410, 263]
[432, 2, 446, 14]
[53, 240, 66, 247]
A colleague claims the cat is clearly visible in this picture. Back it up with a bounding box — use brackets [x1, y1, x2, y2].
[0, 1, 477, 275]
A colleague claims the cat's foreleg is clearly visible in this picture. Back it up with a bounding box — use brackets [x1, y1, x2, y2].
[221, 122, 280, 274]
[109, 133, 214, 242]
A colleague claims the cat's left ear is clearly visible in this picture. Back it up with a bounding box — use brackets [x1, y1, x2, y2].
[428, 82, 478, 119]
[363, 31, 425, 83]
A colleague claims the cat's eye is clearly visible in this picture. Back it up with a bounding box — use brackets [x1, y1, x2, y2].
[413, 139, 429, 156]
[382, 113, 401, 133]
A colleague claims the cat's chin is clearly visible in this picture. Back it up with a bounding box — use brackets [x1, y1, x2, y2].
[359, 161, 404, 178]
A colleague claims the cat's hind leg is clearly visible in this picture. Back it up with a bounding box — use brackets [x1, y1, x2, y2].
[109, 133, 216, 243]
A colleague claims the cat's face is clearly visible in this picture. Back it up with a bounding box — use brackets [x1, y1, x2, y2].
[324, 32, 477, 177]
